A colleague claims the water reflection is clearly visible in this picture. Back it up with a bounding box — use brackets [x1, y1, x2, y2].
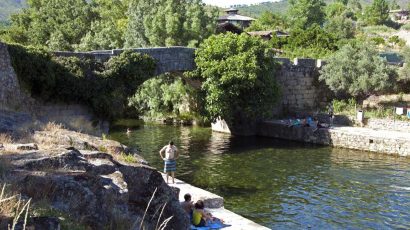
[109, 121, 410, 229]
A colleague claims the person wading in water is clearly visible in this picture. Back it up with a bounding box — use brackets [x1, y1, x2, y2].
[159, 141, 179, 183]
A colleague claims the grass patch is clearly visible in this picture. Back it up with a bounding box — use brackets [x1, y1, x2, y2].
[119, 152, 137, 164]
[362, 25, 397, 34]
[332, 99, 410, 121]
[401, 23, 410, 31]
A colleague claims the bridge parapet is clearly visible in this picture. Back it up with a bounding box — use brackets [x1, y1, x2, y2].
[54, 47, 196, 75]
[273, 57, 326, 68]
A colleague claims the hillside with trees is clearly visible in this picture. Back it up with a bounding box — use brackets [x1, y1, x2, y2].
[236, 0, 408, 18]
[0, 0, 25, 22]
[0, 0, 218, 51]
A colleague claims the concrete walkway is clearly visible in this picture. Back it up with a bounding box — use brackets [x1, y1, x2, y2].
[330, 126, 410, 140]
[162, 174, 270, 230]
[260, 120, 410, 156]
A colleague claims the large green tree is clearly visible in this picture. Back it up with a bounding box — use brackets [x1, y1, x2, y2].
[363, 0, 390, 25]
[76, 0, 129, 51]
[192, 33, 279, 124]
[319, 42, 395, 98]
[124, 0, 151, 48]
[5, 0, 95, 50]
[125, 0, 216, 48]
[287, 0, 326, 29]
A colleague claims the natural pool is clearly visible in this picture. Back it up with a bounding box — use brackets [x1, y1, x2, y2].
[109, 121, 410, 229]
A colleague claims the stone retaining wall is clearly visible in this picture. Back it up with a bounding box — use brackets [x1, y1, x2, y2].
[257, 121, 410, 157]
[272, 58, 331, 116]
[0, 42, 35, 111]
[365, 118, 410, 132]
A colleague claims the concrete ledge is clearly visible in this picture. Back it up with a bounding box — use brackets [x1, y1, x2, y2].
[161, 174, 269, 229]
[257, 121, 410, 157]
[162, 173, 223, 208]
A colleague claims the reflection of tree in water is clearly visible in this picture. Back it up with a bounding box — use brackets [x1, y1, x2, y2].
[110, 123, 410, 229]
[206, 131, 231, 155]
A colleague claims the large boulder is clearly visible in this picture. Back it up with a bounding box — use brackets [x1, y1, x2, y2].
[8, 149, 189, 230]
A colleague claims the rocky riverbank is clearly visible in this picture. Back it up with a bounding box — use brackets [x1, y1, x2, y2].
[0, 124, 190, 229]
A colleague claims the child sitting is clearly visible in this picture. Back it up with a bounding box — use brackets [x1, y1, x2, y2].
[192, 200, 212, 227]
[180, 193, 194, 220]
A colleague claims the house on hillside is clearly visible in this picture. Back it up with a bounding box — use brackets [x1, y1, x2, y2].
[247, 30, 289, 40]
[217, 8, 255, 30]
[389, 9, 409, 22]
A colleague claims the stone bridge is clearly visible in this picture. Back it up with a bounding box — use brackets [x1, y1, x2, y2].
[54, 47, 196, 75]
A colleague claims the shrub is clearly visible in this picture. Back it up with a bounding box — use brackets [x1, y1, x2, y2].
[319, 42, 396, 98]
[8, 44, 156, 120]
[361, 25, 397, 34]
[192, 33, 280, 124]
[282, 24, 338, 59]
[8, 45, 57, 100]
[399, 46, 410, 92]
[129, 73, 197, 119]
[402, 23, 410, 31]
[332, 98, 357, 115]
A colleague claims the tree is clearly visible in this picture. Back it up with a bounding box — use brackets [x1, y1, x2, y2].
[325, 2, 347, 18]
[129, 74, 196, 118]
[192, 33, 280, 124]
[390, 0, 400, 10]
[287, 0, 326, 29]
[125, 0, 216, 47]
[6, 0, 95, 50]
[77, 0, 128, 51]
[283, 24, 338, 58]
[363, 0, 390, 25]
[346, 0, 362, 20]
[319, 42, 395, 98]
[324, 16, 355, 40]
[124, 0, 151, 48]
[183, 0, 217, 47]
[246, 11, 288, 31]
[399, 46, 410, 86]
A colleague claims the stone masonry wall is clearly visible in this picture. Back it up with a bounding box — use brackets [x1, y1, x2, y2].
[333, 114, 410, 133]
[257, 121, 410, 157]
[0, 42, 35, 111]
[272, 58, 330, 116]
[54, 47, 196, 75]
[365, 118, 410, 132]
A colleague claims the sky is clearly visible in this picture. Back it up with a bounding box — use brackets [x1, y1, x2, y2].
[202, 0, 276, 8]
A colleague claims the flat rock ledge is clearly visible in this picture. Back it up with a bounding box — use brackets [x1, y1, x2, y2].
[3, 148, 190, 230]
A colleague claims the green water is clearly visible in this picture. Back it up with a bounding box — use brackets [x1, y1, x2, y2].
[109, 121, 410, 229]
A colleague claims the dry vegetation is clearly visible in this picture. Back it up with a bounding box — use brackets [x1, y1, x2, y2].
[41, 122, 64, 132]
[0, 184, 31, 230]
[0, 134, 13, 145]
